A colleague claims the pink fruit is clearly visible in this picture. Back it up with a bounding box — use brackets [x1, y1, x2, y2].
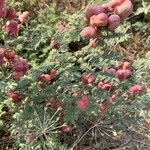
[81, 74, 94, 85]
[4, 50, 15, 60]
[88, 38, 97, 48]
[11, 58, 28, 74]
[103, 67, 116, 76]
[50, 69, 57, 79]
[110, 93, 118, 102]
[76, 96, 89, 110]
[129, 85, 142, 95]
[90, 13, 108, 27]
[7, 90, 19, 103]
[80, 26, 97, 38]
[98, 101, 107, 113]
[98, 81, 112, 91]
[47, 99, 60, 109]
[62, 124, 73, 133]
[85, 4, 106, 21]
[103, 0, 126, 11]
[24, 133, 36, 144]
[12, 71, 24, 80]
[0, 0, 5, 8]
[18, 11, 29, 23]
[39, 74, 51, 83]
[0, 8, 6, 18]
[108, 14, 121, 32]
[115, 69, 131, 81]
[5, 8, 16, 20]
[2, 20, 19, 36]
[114, 0, 133, 20]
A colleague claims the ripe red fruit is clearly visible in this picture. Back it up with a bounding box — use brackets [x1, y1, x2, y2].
[24, 133, 36, 144]
[123, 61, 131, 70]
[0, 0, 5, 8]
[90, 13, 108, 27]
[98, 81, 112, 91]
[47, 99, 60, 109]
[4, 50, 15, 60]
[85, 4, 106, 21]
[108, 14, 121, 32]
[80, 26, 97, 38]
[115, 69, 131, 81]
[76, 96, 89, 110]
[2, 20, 19, 36]
[5, 8, 17, 20]
[98, 101, 107, 113]
[62, 124, 73, 133]
[129, 85, 142, 95]
[39, 74, 51, 83]
[114, 0, 133, 20]
[103, 0, 126, 11]
[0, 8, 6, 18]
[18, 11, 29, 23]
[88, 38, 97, 48]
[0, 48, 5, 65]
[81, 74, 94, 85]
[11, 71, 24, 80]
[110, 93, 118, 102]
[7, 90, 19, 103]
[50, 69, 57, 79]
[11, 58, 29, 74]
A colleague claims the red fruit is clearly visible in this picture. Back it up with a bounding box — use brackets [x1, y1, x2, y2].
[80, 26, 97, 38]
[88, 38, 97, 48]
[110, 93, 118, 102]
[18, 11, 29, 23]
[72, 89, 80, 97]
[4, 50, 15, 60]
[76, 96, 89, 110]
[129, 85, 142, 95]
[11, 71, 24, 80]
[85, 4, 106, 21]
[50, 40, 60, 49]
[123, 61, 131, 69]
[115, 69, 131, 81]
[114, 0, 133, 20]
[7, 90, 19, 103]
[0, 0, 5, 8]
[103, 0, 126, 11]
[47, 99, 60, 109]
[62, 124, 73, 133]
[0, 48, 5, 65]
[81, 74, 94, 85]
[0, 8, 6, 18]
[108, 14, 121, 32]
[2, 20, 19, 36]
[116, 61, 124, 69]
[50, 69, 57, 79]
[24, 133, 36, 144]
[11, 58, 29, 74]
[90, 13, 108, 27]
[5, 8, 17, 20]
[103, 67, 116, 76]
[39, 74, 51, 83]
[98, 81, 112, 91]
[98, 101, 107, 113]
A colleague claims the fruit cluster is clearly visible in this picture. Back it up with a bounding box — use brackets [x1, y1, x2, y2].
[0, 0, 29, 36]
[80, 0, 133, 48]
[0, 48, 29, 80]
